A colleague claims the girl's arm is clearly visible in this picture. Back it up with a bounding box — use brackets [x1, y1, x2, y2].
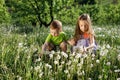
[84, 35, 96, 51]
[85, 43, 96, 51]
[67, 38, 76, 46]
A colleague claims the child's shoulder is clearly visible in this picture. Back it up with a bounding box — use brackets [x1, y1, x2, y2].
[61, 31, 66, 33]
[46, 33, 52, 38]
[48, 33, 52, 36]
[60, 31, 66, 35]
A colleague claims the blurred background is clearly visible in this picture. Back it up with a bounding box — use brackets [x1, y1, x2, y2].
[1, 0, 120, 27]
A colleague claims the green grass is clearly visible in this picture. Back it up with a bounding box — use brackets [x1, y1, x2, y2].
[0, 25, 120, 80]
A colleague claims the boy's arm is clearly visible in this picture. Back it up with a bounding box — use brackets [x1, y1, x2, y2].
[45, 34, 51, 43]
[63, 32, 76, 46]
[40, 42, 47, 57]
[40, 34, 51, 57]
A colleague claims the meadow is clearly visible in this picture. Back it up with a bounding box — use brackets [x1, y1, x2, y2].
[0, 25, 120, 80]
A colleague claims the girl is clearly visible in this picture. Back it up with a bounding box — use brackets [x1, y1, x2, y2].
[68, 14, 97, 53]
[40, 20, 67, 55]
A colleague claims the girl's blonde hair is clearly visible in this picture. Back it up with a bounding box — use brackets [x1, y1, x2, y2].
[50, 20, 62, 32]
[74, 14, 94, 41]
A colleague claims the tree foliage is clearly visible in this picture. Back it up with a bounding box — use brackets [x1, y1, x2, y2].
[74, 0, 97, 5]
[0, 0, 10, 24]
[5, 0, 74, 27]
[3, 0, 120, 26]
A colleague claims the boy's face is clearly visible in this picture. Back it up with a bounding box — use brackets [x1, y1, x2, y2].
[50, 28, 60, 36]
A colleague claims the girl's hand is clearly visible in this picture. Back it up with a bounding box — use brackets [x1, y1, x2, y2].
[68, 38, 76, 46]
[83, 46, 87, 52]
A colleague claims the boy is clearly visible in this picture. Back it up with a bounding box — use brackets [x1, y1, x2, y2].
[40, 20, 67, 55]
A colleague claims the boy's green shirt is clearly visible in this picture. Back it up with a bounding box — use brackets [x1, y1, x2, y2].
[45, 32, 67, 45]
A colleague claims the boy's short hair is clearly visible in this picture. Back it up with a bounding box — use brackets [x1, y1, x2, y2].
[50, 20, 62, 31]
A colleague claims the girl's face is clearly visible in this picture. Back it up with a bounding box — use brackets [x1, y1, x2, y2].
[79, 20, 88, 32]
[50, 28, 59, 36]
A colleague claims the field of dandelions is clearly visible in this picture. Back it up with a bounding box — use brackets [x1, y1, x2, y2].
[0, 25, 120, 80]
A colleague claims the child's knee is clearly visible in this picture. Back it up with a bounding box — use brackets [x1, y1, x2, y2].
[43, 43, 54, 51]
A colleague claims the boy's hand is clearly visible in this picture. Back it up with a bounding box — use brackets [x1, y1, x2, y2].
[68, 38, 76, 46]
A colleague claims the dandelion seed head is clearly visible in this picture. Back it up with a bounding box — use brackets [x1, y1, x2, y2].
[17, 76, 22, 80]
[18, 43, 23, 48]
[114, 69, 120, 73]
[67, 74, 71, 78]
[104, 49, 109, 54]
[75, 53, 82, 59]
[117, 54, 120, 61]
[2, 65, 8, 70]
[97, 27, 102, 31]
[33, 48, 37, 52]
[66, 61, 71, 66]
[64, 69, 69, 74]
[73, 59, 78, 63]
[16, 55, 20, 59]
[117, 78, 120, 80]
[70, 52, 76, 57]
[102, 69, 105, 72]
[102, 45, 106, 49]
[39, 72, 43, 78]
[91, 53, 95, 57]
[27, 55, 30, 60]
[77, 63, 82, 69]
[100, 49, 108, 56]
[88, 78, 92, 80]
[61, 51, 68, 58]
[80, 58, 84, 64]
[73, 45, 84, 54]
[58, 65, 62, 71]
[61, 61, 65, 65]
[114, 66, 117, 69]
[54, 61, 59, 65]
[77, 71, 82, 76]
[34, 66, 40, 71]
[106, 44, 110, 49]
[35, 58, 41, 62]
[90, 64, 93, 68]
[30, 66, 33, 70]
[49, 53, 53, 59]
[82, 70, 85, 75]
[106, 62, 111, 66]
[45, 63, 52, 69]
[56, 54, 61, 60]
[104, 75, 108, 79]
[83, 53, 88, 58]
[56, 51, 61, 54]
[77, 70, 85, 76]
[24, 34, 27, 37]
[98, 75, 102, 79]
[92, 57, 95, 60]
[51, 50, 55, 54]
[96, 59, 100, 63]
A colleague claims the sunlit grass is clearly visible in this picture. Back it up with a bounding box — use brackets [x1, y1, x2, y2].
[0, 25, 120, 80]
